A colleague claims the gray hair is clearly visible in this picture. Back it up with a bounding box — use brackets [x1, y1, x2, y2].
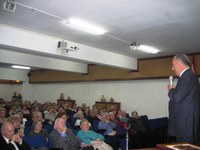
[80, 119, 89, 126]
[174, 53, 190, 67]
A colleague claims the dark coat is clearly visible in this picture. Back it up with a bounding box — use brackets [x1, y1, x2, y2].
[0, 134, 31, 150]
[168, 69, 200, 141]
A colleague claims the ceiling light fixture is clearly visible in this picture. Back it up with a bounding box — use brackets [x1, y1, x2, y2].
[64, 18, 106, 35]
[130, 42, 159, 54]
[12, 65, 30, 70]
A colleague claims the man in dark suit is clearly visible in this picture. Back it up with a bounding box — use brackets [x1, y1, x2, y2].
[0, 120, 31, 150]
[167, 53, 200, 144]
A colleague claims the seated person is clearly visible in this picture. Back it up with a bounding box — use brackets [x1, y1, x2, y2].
[28, 120, 48, 138]
[56, 112, 72, 129]
[28, 120, 48, 150]
[7, 114, 24, 138]
[77, 119, 113, 150]
[98, 113, 118, 150]
[49, 118, 84, 150]
[27, 112, 44, 127]
[128, 111, 154, 148]
[0, 120, 31, 150]
[0, 107, 7, 125]
[128, 111, 148, 133]
[44, 106, 57, 125]
[98, 113, 116, 136]
[77, 119, 104, 144]
[75, 111, 91, 127]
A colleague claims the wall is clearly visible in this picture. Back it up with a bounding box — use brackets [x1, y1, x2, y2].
[0, 83, 22, 100]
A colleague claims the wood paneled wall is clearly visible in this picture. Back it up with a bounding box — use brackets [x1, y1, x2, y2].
[29, 54, 200, 83]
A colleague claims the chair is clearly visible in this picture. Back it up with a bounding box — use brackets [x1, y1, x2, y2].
[23, 135, 48, 148]
[44, 124, 54, 133]
[24, 126, 32, 136]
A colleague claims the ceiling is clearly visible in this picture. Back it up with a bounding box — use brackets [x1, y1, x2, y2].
[0, 0, 200, 71]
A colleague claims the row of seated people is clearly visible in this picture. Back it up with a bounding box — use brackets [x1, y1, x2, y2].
[0, 99, 168, 149]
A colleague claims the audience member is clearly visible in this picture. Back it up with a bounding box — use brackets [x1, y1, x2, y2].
[7, 114, 24, 138]
[0, 107, 7, 124]
[77, 119, 113, 150]
[28, 120, 48, 150]
[75, 111, 91, 127]
[56, 112, 72, 129]
[0, 120, 31, 150]
[9, 106, 18, 116]
[128, 111, 155, 148]
[49, 118, 84, 150]
[98, 113, 118, 150]
[44, 106, 57, 125]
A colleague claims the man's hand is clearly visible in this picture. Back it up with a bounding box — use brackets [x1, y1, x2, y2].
[168, 84, 175, 91]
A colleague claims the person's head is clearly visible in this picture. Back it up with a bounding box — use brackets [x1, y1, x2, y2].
[54, 118, 65, 131]
[57, 105, 65, 113]
[72, 103, 77, 110]
[89, 109, 96, 117]
[56, 112, 68, 123]
[17, 110, 24, 121]
[1, 121, 15, 140]
[7, 114, 21, 129]
[76, 106, 83, 112]
[77, 111, 84, 119]
[0, 107, 6, 118]
[121, 110, 127, 117]
[32, 112, 42, 123]
[82, 103, 86, 109]
[101, 113, 109, 122]
[131, 111, 139, 119]
[80, 119, 90, 131]
[172, 53, 190, 76]
[33, 120, 43, 132]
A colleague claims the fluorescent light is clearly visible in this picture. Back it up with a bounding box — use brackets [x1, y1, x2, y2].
[137, 45, 159, 54]
[12, 65, 30, 70]
[64, 18, 106, 35]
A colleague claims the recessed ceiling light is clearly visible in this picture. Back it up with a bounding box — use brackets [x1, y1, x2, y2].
[12, 65, 30, 70]
[64, 18, 106, 35]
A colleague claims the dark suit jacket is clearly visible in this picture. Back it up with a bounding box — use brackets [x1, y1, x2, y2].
[49, 128, 82, 150]
[168, 69, 200, 140]
[0, 135, 31, 150]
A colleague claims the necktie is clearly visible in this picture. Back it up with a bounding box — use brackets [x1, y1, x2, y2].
[9, 140, 16, 150]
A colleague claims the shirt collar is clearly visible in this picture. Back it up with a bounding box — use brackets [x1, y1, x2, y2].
[180, 68, 189, 77]
[2, 136, 9, 144]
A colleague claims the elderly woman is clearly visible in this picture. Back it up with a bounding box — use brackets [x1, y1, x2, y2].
[77, 119, 112, 150]
[77, 119, 104, 144]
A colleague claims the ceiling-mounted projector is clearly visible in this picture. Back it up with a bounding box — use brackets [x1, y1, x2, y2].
[58, 40, 79, 52]
[3, 0, 16, 12]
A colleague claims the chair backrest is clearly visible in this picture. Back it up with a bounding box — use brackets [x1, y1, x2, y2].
[24, 126, 32, 136]
[140, 115, 149, 121]
[23, 135, 48, 148]
[149, 117, 168, 129]
[44, 124, 54, 133]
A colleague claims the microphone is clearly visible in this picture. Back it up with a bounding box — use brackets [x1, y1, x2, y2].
[169, 76, 173, 86]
